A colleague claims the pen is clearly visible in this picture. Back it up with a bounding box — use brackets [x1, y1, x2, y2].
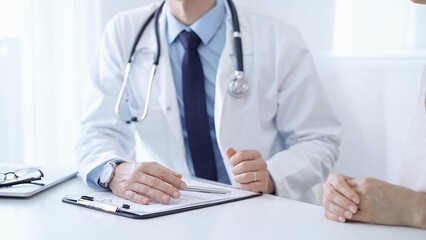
[183, 186, 231, 194]
[80, 195, 130, 209]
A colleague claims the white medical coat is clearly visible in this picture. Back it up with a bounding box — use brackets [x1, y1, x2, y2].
[77, 2, 341, 204]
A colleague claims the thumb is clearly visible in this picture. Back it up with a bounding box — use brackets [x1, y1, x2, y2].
[226, 147, 237, 159]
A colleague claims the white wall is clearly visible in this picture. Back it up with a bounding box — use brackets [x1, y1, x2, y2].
[239, 0, 336, 52]
[99, 0, 157, 27]
[317, 56, 424, 182]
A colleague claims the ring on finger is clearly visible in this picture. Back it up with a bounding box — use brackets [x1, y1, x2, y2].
[252, 171, 257, 182]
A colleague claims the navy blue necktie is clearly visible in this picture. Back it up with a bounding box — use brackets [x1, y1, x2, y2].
[178, 31, 217, 181]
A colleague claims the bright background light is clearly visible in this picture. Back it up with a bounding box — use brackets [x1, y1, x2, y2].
[0, 0, 23, 38]
[0, 0, 425, 188]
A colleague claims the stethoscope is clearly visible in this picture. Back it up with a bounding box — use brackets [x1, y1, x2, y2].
[115, 0, 248, 124]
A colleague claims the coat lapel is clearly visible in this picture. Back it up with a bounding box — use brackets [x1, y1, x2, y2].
[134, 6, 187, 171]
[215, 3, 254, 185]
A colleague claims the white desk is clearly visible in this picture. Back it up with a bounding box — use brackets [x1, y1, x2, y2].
[1, 178, 425, 240]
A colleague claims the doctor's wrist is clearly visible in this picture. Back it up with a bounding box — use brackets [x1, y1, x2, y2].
[97, 159, 127, 189]
[266, 175, 276, 194]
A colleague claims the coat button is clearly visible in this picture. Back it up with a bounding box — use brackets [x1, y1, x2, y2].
[166, 106, 172, 112]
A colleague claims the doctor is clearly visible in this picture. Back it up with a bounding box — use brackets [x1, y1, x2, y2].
[77, 0, 341, 205]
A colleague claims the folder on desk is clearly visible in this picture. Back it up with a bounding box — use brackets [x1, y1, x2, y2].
[0, 165, 77, 198]
[62, 178, 261, 219]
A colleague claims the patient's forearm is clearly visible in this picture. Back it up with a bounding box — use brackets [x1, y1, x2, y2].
[410, 192, 426, 229]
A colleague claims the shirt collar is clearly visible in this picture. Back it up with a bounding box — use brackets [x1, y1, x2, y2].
[166, 0, 226, 45]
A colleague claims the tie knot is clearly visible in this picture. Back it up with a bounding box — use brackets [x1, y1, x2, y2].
[178, 31, 201, 50]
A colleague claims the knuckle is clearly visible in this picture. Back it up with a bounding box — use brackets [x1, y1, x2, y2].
[326, 212, 338, 222]
[258, 160, 267, 170]
[138, 162, 147, 170]
[139, 185, 150, 195]
[151, 162, 160, 168]
[324, 211, 330, 219]
[139, 174, 147, 183]
[239, 161, 249, 171]
[231, 166, 239, 175]
[157, 169, 167, 179]
[328, 203, 339, 214]
[129, 193, 145, 204]
[324, 187, 333, 199]
[120, 181, 132, 191]
[335, 182, 344, 190]
[329, 173, 343, 184]
[328, 173, 338, 181]
[324, 211, 333, 220]
[147, 177, 161, 187]
[234, 175, 243, 183]
[165, 185, 176, 195]
[323, 199, 332, 211]
[254, 150, 261, 157]
[124, 190, 135, 200]
[234, 152, 244, 160]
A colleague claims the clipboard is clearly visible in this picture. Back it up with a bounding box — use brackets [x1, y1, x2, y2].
[62, 178, 261, 219]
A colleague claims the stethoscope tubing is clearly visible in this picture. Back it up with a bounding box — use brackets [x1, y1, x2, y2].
[115, 0, 246, 123]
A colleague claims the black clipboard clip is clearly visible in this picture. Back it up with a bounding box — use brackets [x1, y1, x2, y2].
[76, 195, 130, 213]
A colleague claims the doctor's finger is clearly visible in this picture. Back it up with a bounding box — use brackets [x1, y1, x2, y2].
[229, 150, 261, 166]
[323, 183, 358, 215]
[130, 182, 173, 204]
[226, 147, 237, 158]
[122, 190, 150, 205]
[138, 174, 180, 199]
[141, 162, 187, 189]
[240, 181, 266, 193]
[232, 159, 266, 175]
[234, 170, 265, 184]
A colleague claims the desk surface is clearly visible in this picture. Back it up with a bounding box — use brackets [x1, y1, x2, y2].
[1, 178, 424, 240]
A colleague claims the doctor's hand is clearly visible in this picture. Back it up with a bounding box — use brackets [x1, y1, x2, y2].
[322, 173, 360, 222]
[226, 147, 275, 194]
[109, 162, 187, 205]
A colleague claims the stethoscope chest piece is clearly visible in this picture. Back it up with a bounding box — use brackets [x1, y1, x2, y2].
[228, 71, 249, 98]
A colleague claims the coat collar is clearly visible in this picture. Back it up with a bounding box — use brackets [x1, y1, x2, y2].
[134, 1, 253, 56]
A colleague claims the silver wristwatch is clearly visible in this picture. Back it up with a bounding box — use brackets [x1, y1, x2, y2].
[98, 160, 124, 189]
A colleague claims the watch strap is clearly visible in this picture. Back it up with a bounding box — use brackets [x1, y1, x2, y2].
[97, 160, 126, 189]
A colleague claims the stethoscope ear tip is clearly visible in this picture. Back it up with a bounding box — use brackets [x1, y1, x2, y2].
[125, 117, 138, 124]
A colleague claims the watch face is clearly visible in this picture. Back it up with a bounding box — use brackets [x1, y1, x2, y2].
[99, 163, 114, 185]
